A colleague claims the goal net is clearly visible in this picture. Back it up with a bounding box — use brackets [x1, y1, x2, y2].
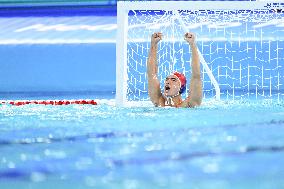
[116, 1, 284, 106]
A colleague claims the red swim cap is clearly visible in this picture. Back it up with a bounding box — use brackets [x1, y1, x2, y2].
[173, 72, 187, 94]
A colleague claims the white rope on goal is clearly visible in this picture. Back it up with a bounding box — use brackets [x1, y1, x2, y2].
[174, 10, 221, 101]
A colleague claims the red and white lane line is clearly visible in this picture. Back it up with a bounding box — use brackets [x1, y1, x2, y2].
[0, 100, 97, 106]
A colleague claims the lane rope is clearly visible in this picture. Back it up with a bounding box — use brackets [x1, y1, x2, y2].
[0, 100, 97, 106]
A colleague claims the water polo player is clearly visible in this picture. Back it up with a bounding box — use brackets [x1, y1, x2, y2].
[147, 32, 202, 107]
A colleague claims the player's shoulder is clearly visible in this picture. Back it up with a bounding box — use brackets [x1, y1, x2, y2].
[180, 97, 190, 108]
[158, 95, 166, 107]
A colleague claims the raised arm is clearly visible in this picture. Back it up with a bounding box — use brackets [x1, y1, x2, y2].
[147, 32, 163, 106]
[184, 32, 203, 107]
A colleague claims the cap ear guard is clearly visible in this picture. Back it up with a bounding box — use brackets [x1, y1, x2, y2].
[173, 72, 187, 94]
[179, 85, 186, 94]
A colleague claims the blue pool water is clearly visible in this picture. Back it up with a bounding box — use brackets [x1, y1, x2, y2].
[1, 95, 284, 189]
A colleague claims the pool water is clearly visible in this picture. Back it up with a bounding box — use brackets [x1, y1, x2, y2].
[1, 97, 284, 189]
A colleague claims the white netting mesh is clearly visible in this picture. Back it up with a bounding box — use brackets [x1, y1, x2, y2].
[125, 8, 284, 101]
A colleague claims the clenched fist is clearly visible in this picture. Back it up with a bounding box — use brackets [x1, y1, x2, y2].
[184, 32, 196, 45]
[151, 32, 163, 45]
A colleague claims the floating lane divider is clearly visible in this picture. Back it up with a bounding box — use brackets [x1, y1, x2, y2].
[1, 100, 97, 106]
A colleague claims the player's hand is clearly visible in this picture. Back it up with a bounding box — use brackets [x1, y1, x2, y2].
[184, 32, 196, 45]
[151, 32, 163, 45]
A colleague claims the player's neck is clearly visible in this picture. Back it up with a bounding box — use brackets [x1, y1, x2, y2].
[164, 95, 182, 106]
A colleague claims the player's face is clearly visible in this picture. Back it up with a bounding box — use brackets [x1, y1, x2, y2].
[164, 75, 181, 97]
